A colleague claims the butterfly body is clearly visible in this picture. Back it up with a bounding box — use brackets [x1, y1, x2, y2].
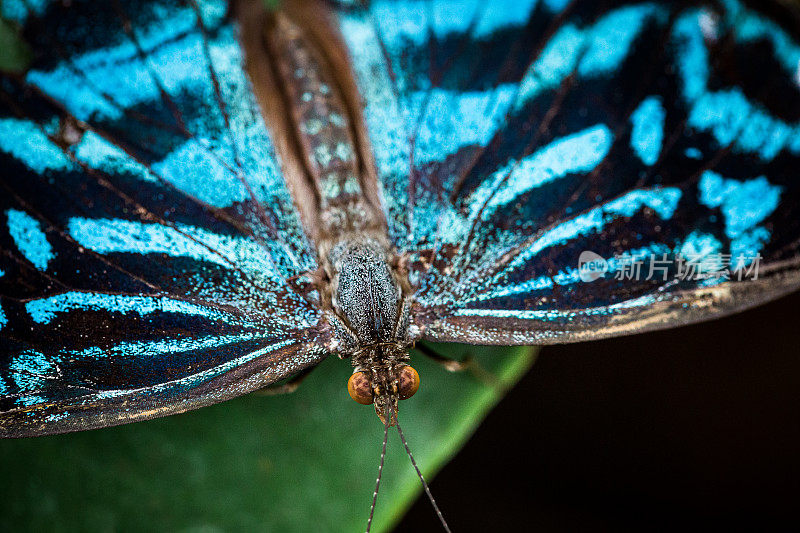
[327, 236, 416, 421]
[267, 11, 379, 238]
[258, 7, 419, 420]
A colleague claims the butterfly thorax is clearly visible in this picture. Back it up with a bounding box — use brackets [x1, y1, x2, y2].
[326, 237, 416, 422]
[264, 14, 415, 355]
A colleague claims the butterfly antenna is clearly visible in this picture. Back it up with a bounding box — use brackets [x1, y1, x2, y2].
[395, 416, 452, 533]
[365, 405, 391, 533]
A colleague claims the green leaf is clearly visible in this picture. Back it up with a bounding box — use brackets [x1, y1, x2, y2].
[0, 344, 536, 532]
[0, 17, 31, 73]
[261, 0, 283, 12]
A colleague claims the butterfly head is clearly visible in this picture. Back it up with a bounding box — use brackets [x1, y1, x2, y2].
[353, 356, 448, 533]
[347, 361, 420, 426]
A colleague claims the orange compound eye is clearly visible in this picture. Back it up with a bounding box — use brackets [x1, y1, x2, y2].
[397, 365, 420, 400]
[347, 371, 374, 405]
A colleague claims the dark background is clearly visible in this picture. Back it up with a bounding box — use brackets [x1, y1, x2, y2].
[399, 291, 800, 531]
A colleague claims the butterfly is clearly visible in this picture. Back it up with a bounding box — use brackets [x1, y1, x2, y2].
[1, 0, 800, 528]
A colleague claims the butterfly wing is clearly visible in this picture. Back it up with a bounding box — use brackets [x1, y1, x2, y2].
[0, 0, 330, 437]
[333, 0, 800, 344]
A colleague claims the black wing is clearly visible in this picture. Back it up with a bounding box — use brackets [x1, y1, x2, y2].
[0, 0, 330, 437]
[331, 0, 800, 343]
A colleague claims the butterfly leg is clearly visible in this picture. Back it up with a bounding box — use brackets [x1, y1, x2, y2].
[414, 343, 507, 393]
[253, 365, 317, 396]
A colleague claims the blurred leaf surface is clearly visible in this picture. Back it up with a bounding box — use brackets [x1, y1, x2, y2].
[0, 17, 31, 73]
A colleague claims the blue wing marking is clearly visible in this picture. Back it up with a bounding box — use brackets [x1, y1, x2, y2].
[678, 231, 725, 285]
[488, 188, 682, 278]
[1, 0, 51, 23]
[24, 5, 220, 121]
[67, 217, 286, 284]
[470, 0, 540, 38]
[575, 4, 667, 76]
[405, 125, 614, 248]
[0, 118, 74, 173]
[516, 5, 667, 107]
[541, 0, 569, 13]
[699, 171, 782, 261]
[685, 147, 704, 160]
[721, 0, 800, 77]
[468, 124, 614, 221]
[24, 2, 299, 225]
[4, 335, 293, 407]
[341, 1, 671, 250]
[469, 0, 540, 38]
[674, 9, 800, 161]
[87, 338, 298, 399]
[71, 131, 160, 183]
[150, 139, 252, 207]
[338, 13, 409, 187]
[515, 24, 584, 108]
[630, 96, 666, 166]
[425, 187, 683, 307]
[69, 334, 268, 362]
[8, 350, 56, 406]
[6, 209, 55, 271]
[413, 85, 517, 167]
[508, 188, 682, 264]
[463, 242, 674, 305]
[452, 294, 661, 320]
[366, 0, 539, 48]
[24, 292, 246, 326]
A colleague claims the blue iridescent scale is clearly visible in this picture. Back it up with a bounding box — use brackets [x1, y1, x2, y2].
[1, 0, 799, 436]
